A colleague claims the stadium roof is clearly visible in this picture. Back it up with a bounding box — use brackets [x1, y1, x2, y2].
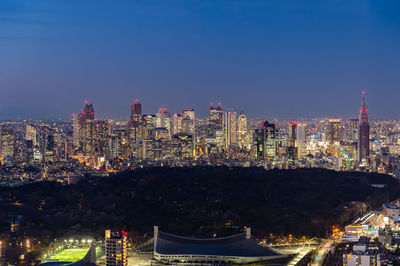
[155, 230, 281, 258]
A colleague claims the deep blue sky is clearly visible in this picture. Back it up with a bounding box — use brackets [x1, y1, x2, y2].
[1, 0, 400, 119]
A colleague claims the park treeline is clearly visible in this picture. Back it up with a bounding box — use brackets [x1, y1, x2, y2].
[0, 167, 399, 241]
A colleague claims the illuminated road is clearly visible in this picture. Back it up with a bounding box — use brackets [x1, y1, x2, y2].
[311, 240, 332, 266]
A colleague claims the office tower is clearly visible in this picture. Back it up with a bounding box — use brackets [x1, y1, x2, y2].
[156, 108, 171, 134]
[288, 122, 297, 147]
[181, 108, 195, 136]
[358, 91, 370, 162]
[208, 103, 223, 130]
[129, 99, 146, 143]
[25, 125, 37, 146]
[254, 129, 264, 159]
[94, 120, 110, 154]
[224, 111, 237, 148]
[237, 112, 248, 148]
[105, 230, 128, 266]
[0, 129, 15, 160]
[263, 121, 277, 159]
[172, 133, 194, 160]
[109, 133, 122, 159]
[182, 108, 195, 120]
[144, 114, 156, 137]
[72, 114, 79, 147]
[77, 102, 96, 155]
[326, 119, 342, 144]
[172, 113, 182, 135]
[347, 118, 359, 142]
[130, 99, 142, 123]
[287, 122, 298, 164]
[296, 123, 306, 159]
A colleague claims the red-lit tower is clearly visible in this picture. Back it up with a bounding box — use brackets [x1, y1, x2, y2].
[82, 100, 94, 120]
[130, 99, 142, 124]
[78, 101, 95, 154]
[358, 91, 369, 162]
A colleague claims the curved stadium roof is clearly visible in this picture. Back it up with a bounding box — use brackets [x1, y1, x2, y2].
[155, 231, 281, 258]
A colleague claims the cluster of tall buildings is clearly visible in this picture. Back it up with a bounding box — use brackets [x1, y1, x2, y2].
[0, 92, 376, 177]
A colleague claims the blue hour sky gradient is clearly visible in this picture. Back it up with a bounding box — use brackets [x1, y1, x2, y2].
[0, 0, 400, 119]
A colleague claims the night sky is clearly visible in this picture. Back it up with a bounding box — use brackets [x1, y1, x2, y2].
[1, 0, 400, 119]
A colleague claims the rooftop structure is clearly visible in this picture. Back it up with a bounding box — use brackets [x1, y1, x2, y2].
[153, 226, 287, 264]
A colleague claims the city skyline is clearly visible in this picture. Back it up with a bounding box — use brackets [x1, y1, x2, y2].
[0, 91, 382, 121]
[2, 0, 400, 119]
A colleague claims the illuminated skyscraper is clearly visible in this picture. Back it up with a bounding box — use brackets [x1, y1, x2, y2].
[129, 99, 146, 143]
[208, 103, 223, 130]
[358, 91, 370, 162]
[78, 101, 96, 155]
[181, 108, 195, 136]
[237, 112, 248, 148]
[288, 122, 297, 147]
[0, 129, 15, 160]
[224, 111, 237, 148]
[130, 99, 142, 123]
[172, 113, 182, 135]
[326, 119, 342, 144]
[263, 121, 278, 159]
[26, 125, 37, 146]
[347, 118, 359, 142]
[156, 108, 171, 134]
[296, 123, 306, 159]
[72, 114, 79, 147]
[253, 129, 264, 159]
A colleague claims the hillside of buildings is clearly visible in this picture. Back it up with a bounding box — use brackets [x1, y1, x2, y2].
[1, 167, 399, 241]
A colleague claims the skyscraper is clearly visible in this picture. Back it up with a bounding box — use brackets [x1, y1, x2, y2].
[208, 103, 223, 130]
[156, 108, 171, 134]
[296, 123, 306, 159]
[263, 121, 278, 159]
[288, 122, 297, 147]
[224, 112, 237, 148]
[326, 119, 342, 144]
[130, 99, 142, 123]
[129, 99, 146, 143]
[358, 91, 370, 162]
[237, 112, 248, 148]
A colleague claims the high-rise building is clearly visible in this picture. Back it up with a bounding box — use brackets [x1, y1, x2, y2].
[288, 122, 297, 147]
[72, 114, 79, 147]
[77, 101, 96, 155]
[26, 125, 37, 146]
[172, 133, 194, 160]
[224, 111, 237, 148]
[237, 112, 248, 149]
[105, 230, 128, 266]
[326, 119, 342, 144]
[130, 99, 142, 123]
[182, 108, 195, 120]
[263, 121, 278, 159]
[208, 103, 223, 130]
[253, 129, 264, 159]
[172, 113, 182, 135]
[181, 108, 195, 136]
[358, 91, 370, 162]
[296, 123, 306, 159]
[345, 118, 359, 143]
[156, 108, 171, 134]
[0, 129, 15, 160]
[129, 99, 145, 143]
[94, 120, 110, 154]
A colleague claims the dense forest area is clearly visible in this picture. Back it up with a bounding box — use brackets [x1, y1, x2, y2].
[0, 167, 399, 241]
